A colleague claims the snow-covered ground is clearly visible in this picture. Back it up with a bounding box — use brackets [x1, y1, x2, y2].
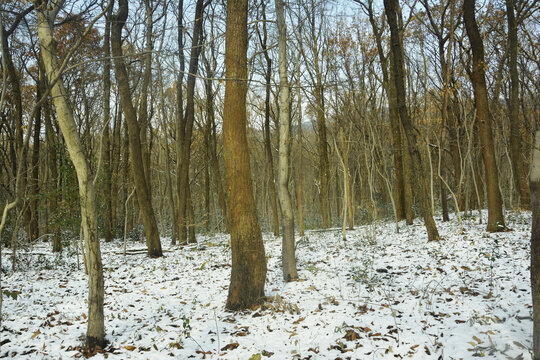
[1, 211, 533, 359]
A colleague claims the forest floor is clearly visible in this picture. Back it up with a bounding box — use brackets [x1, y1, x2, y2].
[1, 210, 533, 359]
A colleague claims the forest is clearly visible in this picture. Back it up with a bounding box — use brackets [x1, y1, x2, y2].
[1, 0, 539, 358]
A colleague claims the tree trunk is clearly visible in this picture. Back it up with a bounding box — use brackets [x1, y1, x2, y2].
[506, 0, 530, 210]
[224, 0, 267, 310]
[530, 130, 540, 360]
[463, 0, 505, 232]
[384, 0, 439, 241]
[44, 89, 60, 252]
[28, 71, 43, 242]
[177, 0, 205, 244]
[203, 55, 229, 232]
[157, 61, 178, 244]
[258, 3, 280, 237]
[363, 1, 409, 223]
[275, 0, 298, 282]
[315, 79, 330, 228]
[295, 53, 305, 237]
[111, 0, 162, 256]
[35, 3, 104, 349]
[103, 8, 113, 243]
[174, 0, 185, 245]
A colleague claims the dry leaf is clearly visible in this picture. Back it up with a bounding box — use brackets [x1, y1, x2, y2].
[124, 345, 136, 351]
[472, 335, 483, 344]
[221, 343, 239, 351]
[344, 329, 360, 341]
[31, 329, 41, 339]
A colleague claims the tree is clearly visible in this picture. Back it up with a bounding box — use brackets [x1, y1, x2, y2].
[256, 1, 280, 237]
[33, 0, 105, 350]
[275, 0, 298, 282]
[111, 0, 163, 256]
[177, 0, 206, 244]
[296, 0, 331, 228]
[355, 0, 412, 224]
[102, 5, 114, 243]
[463, 0, 505, 232]
[224, 0, 267, 310]
[531, 129, 540, 359]
[506, 0, 530, 210]
[383, 0, 440, 241]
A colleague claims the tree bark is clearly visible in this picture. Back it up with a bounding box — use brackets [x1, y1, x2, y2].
[530, 130, 540, 360]
[111, 0, 162, 256]
[506, 0, 530, 210]
[258, 2, 280, 237]
[28, 70, 43, 241]
[362, 0, 410, 223]
[315, 78, 331, 228]
[224, 0, 267, 310]
[275, 0, 298, 282]
[203, 54, 228, 232]
[34, 1, 104, 349]
[384, 0, 440, 241]
[103, 7, 113, 243]
[43, 87, 60, 252]
[295, 53, 305, 237]
[177, 0, 205, 244]
[463, 0, 505, 232]
[174, 0, 185, 246]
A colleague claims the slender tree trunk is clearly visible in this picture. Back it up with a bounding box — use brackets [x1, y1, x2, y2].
[111, 0, 162, 256]
[258, 3, 280, 237]
[295, 53, 305, 237]
[364, 2, 409, 222]
[157, 61, 178, 244]
[530, 122, 539, 356]
[506, 0, 530, 210]
[203, 56, 228, 231]
[384, 0, 439, 241]
[103, 8, 113, 243]
[275, 0, 298, 282]
[315, 78, 330, 228]
[463, 0, 505, 232]
[177, 0, 205, 244]
[110, 102, 121, 239]
[224, 0, 267, 310]
[389, 50, 414, 225]
[28, 71, 43, 241]
[44, 89, 60, 252]
[35, 2, 104, 349]
[174, 0, 185, 245]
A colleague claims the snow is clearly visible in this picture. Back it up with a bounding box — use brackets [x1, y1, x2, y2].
[1, 210, 533, 359]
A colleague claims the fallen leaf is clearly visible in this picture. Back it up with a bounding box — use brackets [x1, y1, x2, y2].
[343, 329, 360, 341]
[124, 345, 136, 351]
[31, 329, 41, 339]
[221, 343, 239, 351]
[472, 335, 483, 344]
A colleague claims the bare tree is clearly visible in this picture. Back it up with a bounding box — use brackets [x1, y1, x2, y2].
[463, 0, 505, 232]
[224, 0, 267, 310]
[111, 0, 163, 256]
[33, 0, 105, 349]
[384, 0, 440, 241]
[276, 0, 298, 282]
[531, 128, 540, 359]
